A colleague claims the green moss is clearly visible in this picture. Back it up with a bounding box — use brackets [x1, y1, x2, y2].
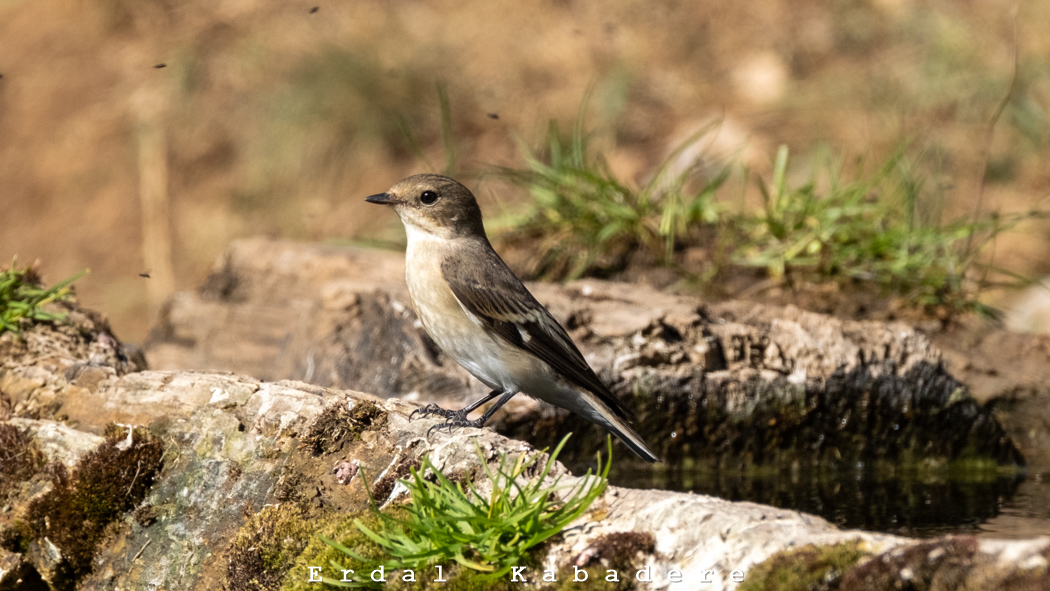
[739, 541, 868, 591]
[348, 401, 387, 438]
[301, 401, 388, 456]
[280, 509, 399, 590]
[538, 532, 656, 591]
[226, 504, 318, 590]
[17, 426, 164, 589]
[948, 442, 1023, 481]
[0, 519, 32, 553]
[586, 532, 656, 566]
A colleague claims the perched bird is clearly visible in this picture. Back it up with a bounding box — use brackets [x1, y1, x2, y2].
[366, 174, 660, 463]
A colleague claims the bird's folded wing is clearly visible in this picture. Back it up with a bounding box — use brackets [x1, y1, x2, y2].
[441, 252, 632, 422]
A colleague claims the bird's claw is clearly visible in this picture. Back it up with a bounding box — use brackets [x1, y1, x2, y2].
[410, 403, 459, 420]
[425, 416, 485, 438]
[410, 403, 486, 437]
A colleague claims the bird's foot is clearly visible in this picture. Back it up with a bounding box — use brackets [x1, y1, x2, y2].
[410, 403, 492, 436]
[426, 415, 485, 438]
[409, 403, 462, 420]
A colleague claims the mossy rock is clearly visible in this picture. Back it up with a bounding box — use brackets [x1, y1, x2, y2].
[739, 541, 868, 591]
[0, 425, 164, 590]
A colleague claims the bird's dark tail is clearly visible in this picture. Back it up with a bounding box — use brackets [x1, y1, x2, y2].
[582, 391, 662, 463]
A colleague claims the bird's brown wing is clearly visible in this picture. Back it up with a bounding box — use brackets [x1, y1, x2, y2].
[441, 242, 632, 422]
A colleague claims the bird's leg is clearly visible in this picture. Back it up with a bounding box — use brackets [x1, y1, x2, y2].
[427, 389, 519, 437]
[410, 389, 502, 421]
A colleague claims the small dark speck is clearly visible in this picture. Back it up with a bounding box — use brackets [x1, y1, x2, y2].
[139, 273, 151, 278]
[309, 6, 319, 13]
[487, 113, 499, 120]
[153, 64, 166, 69]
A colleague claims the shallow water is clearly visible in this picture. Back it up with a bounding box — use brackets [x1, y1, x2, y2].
[597, 463, 1049, 539]
[974, 473, 1050, 539]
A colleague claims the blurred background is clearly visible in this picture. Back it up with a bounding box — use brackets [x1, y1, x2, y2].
[2, 0, 1049, 343]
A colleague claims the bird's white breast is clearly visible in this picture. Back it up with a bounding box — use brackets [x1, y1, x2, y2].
[403, 227, 534, 392]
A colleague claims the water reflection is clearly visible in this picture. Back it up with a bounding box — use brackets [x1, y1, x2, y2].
[581, 462, 1026, 538]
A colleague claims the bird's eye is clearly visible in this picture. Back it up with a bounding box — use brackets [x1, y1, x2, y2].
[420, 190, 438, 205]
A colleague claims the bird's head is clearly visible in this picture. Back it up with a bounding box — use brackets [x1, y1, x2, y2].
[366, 174, 487, 241]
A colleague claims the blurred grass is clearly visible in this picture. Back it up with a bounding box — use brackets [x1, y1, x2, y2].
[733, 145, 1047, 314]
[492, 104, 1047, 314]
[396, 82, 465, 178]
[493, 105, 726, 280]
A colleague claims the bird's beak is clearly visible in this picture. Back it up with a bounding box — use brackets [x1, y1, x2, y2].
[365, 192, 403, 205]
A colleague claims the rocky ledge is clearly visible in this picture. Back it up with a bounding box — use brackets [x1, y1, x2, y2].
[0, 238, 1046, 590]
[146, 239, 1023, 474]
[0, 368, 1046, 590]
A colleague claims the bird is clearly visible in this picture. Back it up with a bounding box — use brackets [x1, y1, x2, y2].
[365, 173, 660, 463]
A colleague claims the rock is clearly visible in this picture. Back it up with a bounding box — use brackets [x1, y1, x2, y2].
[745, 535, 1050, 590]
[0, 290, 1044, 590]
[147, 240, 463, 402]
[0, 372, 44, 407]
[932, 316, 1050, 405]
[25, 537, 63, 587]
[0, 369, 1040, 590]
[0, 546, 45, 590]
[0, 301, 143, 423]
[6, 418, 104, 467]
[145, 239, 1024, 474]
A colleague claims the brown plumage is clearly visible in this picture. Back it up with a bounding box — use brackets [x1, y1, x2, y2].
[366, 173, 660, 462]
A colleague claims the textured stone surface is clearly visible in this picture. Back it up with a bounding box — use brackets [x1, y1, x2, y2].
[144, 239, 1023, 472]
[0, 371, 1043, 590]
[0, 285, 1046, 590]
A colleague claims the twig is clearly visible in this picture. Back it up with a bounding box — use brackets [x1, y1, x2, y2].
[132, 539, 152, 561]
[965, 5, 1020, 258]
[126, 460, 142, 497]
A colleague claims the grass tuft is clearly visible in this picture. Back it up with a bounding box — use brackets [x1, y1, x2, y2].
[0, 259, 87, 337]
[495, 107, 726, 280]
[735, 144, 1049, 314]
[320, 435, 610, 587]
[491, 96, 1046, 315]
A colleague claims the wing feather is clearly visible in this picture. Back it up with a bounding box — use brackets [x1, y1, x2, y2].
[441, 242, 632, 422]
